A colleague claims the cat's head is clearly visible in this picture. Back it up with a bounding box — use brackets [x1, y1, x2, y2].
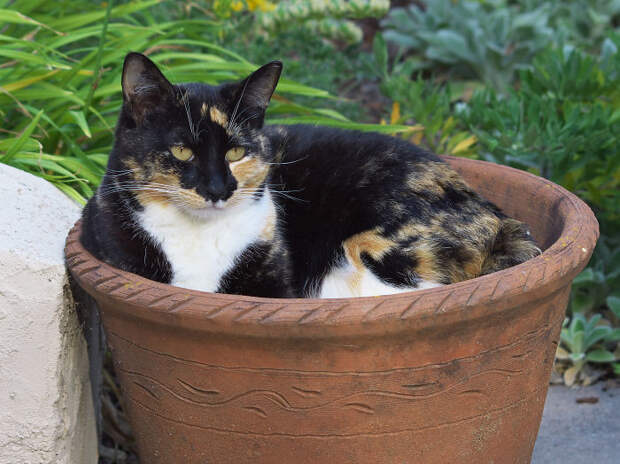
[108, 52, 282, 219]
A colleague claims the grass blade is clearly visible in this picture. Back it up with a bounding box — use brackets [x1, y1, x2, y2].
[2, 109, 43, 163]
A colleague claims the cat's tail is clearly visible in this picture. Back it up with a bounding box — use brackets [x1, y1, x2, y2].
[482, 218, 542, 275]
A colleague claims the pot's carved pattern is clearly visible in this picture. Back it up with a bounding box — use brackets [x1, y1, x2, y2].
[108, 318, 554, 437]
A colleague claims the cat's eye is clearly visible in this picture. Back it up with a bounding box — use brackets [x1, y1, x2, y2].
[170, 145, 194, 161]
[225, 147, 246, 162]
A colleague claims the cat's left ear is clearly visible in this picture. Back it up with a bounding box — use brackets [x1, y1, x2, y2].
[122, 52, 175, 124]
[224, 61, 282, 128]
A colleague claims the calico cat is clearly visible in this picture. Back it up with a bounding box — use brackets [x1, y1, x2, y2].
[81, 52, 541, 299]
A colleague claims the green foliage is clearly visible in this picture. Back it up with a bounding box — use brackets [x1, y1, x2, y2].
[382, 0, 620, 91]
[382, 0, 555, 91]
[0, 0, 404, 204]
[258, 0, 389, 44]
[527, 0, 620, 50]
[558, 313, 620, 385]
[228, 27, 374, 121]
[462, 46, 619, 217]
[371, 34, 479, 157]
[570, 243, 620, 315]
[608, 296, 620, 320]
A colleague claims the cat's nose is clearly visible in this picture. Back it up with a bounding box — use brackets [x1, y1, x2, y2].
[201, 178, 233, 202]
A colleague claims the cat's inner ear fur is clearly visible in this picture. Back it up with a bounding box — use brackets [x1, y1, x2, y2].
[122, 52, 174, 124]
[227, 61, 282, 128]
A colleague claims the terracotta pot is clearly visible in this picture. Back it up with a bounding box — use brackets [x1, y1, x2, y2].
[66, 156, 598, 464]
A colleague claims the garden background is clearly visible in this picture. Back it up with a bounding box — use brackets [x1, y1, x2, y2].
[1, 0, 618, 461]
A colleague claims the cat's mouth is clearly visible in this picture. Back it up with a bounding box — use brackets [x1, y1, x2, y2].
[178, 199, 228, 220]
[208, 199, 227, 210]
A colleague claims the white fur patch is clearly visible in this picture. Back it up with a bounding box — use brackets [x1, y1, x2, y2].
[319, 261, 443, 298]
[137, 192, 274, 292]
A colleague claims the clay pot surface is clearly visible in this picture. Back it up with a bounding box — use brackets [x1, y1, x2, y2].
[66, 156, 598, 464]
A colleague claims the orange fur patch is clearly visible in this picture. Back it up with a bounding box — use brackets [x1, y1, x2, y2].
[228, 157, 270, 207]
[230, 157, 268, 188]
[123, 159, 206, 208]
[344, 229, 395, 263]
[412, 241, 441, 282]
[209, 106, 228, 128]
[343, 229, 396, 293]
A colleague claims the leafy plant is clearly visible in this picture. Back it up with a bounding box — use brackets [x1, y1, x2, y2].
[557, 313, 620, 385]
[517, 0, 620, 51]
[382, 0, 620, 91]
[372, 34, 478, 157]
[257, 0, 390, 44]
[609, 295, 620, 320]
[462, 50, 619, 201]
[381, 0, 555, 91]
[228, 26, 376, 121]
[570, 242, 620, 315]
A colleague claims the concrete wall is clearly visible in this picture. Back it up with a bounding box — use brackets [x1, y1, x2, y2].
[0, 163, 97, 464]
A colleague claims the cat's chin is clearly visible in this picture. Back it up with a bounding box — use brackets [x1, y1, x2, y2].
[179, 200, 228, 221]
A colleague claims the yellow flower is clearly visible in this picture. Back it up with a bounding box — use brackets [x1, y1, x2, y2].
[247, 0, 276, 12]
[230, 1, 244, 11]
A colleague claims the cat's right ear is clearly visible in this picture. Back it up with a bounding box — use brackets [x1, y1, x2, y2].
[221, 61, 283, 129]
[121, 52, 174, 124]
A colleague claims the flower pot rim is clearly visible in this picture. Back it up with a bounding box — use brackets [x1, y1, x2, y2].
[65, 156, 599, 338]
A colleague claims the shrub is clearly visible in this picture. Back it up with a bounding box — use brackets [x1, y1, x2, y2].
[557, 313, 620, 385]
[371, 34, 478, 157]
[381, 0, 555, 91]
[381, 0, 620, 91]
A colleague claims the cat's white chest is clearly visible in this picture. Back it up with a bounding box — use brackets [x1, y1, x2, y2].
[137, 193, 274, 292]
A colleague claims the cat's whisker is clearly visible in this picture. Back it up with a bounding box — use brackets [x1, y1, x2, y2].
[106, 180, 180, 190]
[265, 187, 308, 203]
[180, 89, 198, 142]
[266, 186, 305, 194]
[236, 110, 262, 127]
[100, 182, 174, 191]
[264, 156, 308, 166]
[228, 77, 251, 132]
[265, 184, 306, 198]
[105, 169, 134, 175]
[228, 106, 259, 133]
[98, 184, 182, 197]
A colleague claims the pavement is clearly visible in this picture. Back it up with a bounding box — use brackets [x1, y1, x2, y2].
[532, 382, 620, 463]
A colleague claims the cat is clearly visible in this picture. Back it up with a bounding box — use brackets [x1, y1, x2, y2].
[80, 52, 541, 299]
